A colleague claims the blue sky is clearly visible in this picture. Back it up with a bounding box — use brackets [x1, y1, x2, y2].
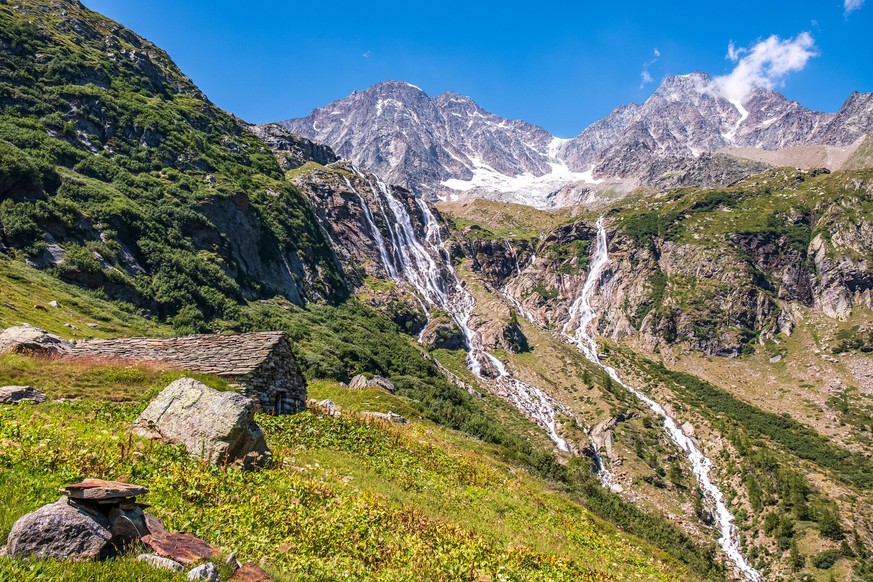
[82, 0, 871, 137]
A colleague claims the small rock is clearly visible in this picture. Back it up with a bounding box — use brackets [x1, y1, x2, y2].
[108, 505, 149, 544]
[317, 399, 340, 416]
[63, 323, 80, 330]
[347, 375, 396, 393]
[137, 553, 184, 572]
[225, 550, 241, 569]
[188, 562, 220, 581]
[141, 531, 220, 565]
[0, 385, 47, 404]
[368, 376, 395, 394]
[231, 562, 274, 581]
[86, 323, 99, 328]
[769, 354, 782, 363]
[348, 374, 369, 390]
[48, 301, 59, 308]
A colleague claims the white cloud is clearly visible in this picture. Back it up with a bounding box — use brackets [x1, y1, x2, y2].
[639, 48, 661, 88]
[845, 0, 865, 14]
[362, 50, 372, 59]
[714, 32, 818, 104]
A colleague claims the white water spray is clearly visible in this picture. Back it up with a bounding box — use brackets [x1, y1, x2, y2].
[562, 216, 761, 582]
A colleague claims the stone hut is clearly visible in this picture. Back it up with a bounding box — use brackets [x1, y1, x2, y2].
[70, 332, 305, 414]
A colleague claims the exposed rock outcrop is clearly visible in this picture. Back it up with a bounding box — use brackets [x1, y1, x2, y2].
[244, 122, 338, 170]
[131, 378, 271, 468]
[348, 375, 396, 393]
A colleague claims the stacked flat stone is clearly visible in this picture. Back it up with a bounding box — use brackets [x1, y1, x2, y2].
[69, 332, 306, 414]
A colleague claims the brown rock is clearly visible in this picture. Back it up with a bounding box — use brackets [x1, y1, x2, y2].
[231, 562, 274, 581]
[62, 479, 148, 501]
[144, 512, 168, 535]
[141, 531, 219, 565]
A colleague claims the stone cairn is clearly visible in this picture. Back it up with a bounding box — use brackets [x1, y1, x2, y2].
[1, 479, 274, 580]
[4, 479, 154, 561]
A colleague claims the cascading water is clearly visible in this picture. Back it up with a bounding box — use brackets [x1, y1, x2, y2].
[503, 239, 522, 275]
[349, 165, 574, 451]
[342, 176, 399, 281]
[562, 216, 761, 582]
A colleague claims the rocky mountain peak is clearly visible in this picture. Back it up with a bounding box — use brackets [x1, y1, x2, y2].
[278, 74, 872, 208]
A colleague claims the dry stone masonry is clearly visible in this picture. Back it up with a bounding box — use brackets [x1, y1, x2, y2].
[70, 331, 306, 414]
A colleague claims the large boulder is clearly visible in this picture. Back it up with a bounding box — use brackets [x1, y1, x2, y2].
[4, 498, 113, 561]
[132, 378, 271, 467]
[0, 325, 72, 355]
[0, 385, 47, 404]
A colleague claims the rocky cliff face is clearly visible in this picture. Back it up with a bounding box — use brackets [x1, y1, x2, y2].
[494, 169, 873, 357]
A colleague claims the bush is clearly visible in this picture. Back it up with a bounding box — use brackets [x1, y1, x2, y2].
[810, 549, 841, 570]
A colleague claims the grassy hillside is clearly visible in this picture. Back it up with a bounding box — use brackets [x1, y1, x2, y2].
[0, 0, 346, 326]
[0, 355, 695, 581]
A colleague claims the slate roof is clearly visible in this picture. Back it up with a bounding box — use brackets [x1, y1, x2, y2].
[69, 332, 288, 377]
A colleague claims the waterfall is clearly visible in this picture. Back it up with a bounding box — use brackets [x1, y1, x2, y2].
[342, 176, 399, 281]
[562, 216, 761, 582]
[503, 238, 522, 275]
[352, 166, 573, 451]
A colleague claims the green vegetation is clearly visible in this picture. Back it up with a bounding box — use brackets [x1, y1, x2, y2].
[832, 325, 873, 354]
[649, 363, 873, 489]
[0, 0, 346, 326]
[438, 198, 577, 240]
[0, 257, 170, 338]
[0, 356, 694, 581]
[810, 549, 842, 570]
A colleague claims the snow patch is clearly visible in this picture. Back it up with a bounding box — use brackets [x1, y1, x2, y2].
[440, 137, 599, 206]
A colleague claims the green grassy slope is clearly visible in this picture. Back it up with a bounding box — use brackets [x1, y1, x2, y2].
[0, 356, 694, 581]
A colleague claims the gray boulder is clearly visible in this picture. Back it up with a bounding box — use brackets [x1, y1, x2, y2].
[347, 374, 395, 393]
[0, 325, 72, 355]
[5, 498, 112, 561]
[132, 378, 271, 467]
[0, 385, 47, 404]
[137, 553, 184, 572]
[348, 374, 369, 390]
[368, 376, 396, 394]
[188, 562, 220, 581]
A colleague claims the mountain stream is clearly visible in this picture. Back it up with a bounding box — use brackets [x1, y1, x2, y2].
[562, 216, 762, 582]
